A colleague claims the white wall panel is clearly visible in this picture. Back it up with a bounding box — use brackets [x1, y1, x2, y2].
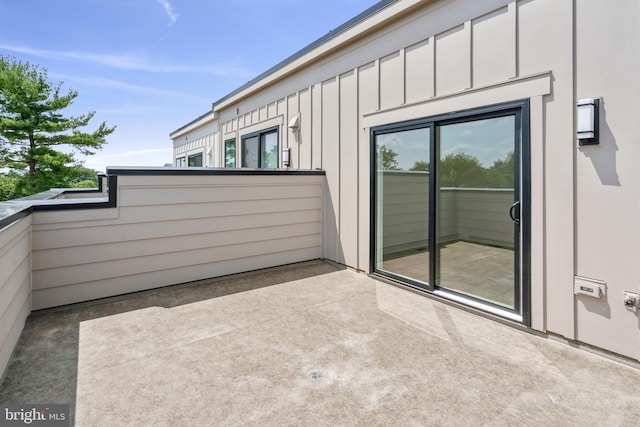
[321, 78, 340, 262]
[380, 51, 404, 109]
[405, 38, 434, 103]
[339, 70, 359, 266]
[435, 24, 470, 95]
[0, 216, 31, 378]
[472, 6, 515, 87]
[299, 88, 312, 169]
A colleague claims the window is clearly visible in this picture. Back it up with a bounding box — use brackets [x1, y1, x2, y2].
[176, 156, 186, 167]
[241, 127, 278, 168]
[224, 139, 236, 168]
[188, 152, 203, 167]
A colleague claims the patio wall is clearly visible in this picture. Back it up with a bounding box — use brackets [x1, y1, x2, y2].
[27, 171, 324, 310]
[0, 215, 31, 378]
[380, 171, 514, 253]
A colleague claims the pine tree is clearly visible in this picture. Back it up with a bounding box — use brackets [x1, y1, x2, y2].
[0, 55, 115, 198]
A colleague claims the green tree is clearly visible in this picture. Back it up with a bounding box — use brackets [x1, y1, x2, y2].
[486, 151, 514, 188]
[378, 145, 399, 170]
[0, 56, 114, 199]
[410, 160, 430, 172]
[438, 153, 487, 188]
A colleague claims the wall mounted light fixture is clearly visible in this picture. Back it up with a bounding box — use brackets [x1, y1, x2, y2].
[577, 98, 600, 146]
[282, 147, 291, 167]
[288, 115, 300, 129]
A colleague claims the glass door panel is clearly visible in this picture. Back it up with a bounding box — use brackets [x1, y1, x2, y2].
[435, 115, 518, 309]
[261, 132, 278, 168]
[374, 127, 431, 286]
[242, 136, 259, 168]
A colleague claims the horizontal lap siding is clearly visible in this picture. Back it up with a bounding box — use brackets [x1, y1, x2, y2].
[30, 175, 324, 310]
[382, 172, 429, 252]
[439, 189, 514, 248]
[0, 216, 31, 377]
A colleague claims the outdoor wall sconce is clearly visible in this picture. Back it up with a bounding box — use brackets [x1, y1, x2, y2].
[288, 115, 300, 130]
[282, 147, 291, 167]
[288, 114, 301, 145]
[577, 98, 600, 146]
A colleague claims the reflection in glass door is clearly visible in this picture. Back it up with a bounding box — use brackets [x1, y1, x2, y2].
[372, 102, 528, 320]
[436, 115, 518, 310]
[374, 127, 431, 287]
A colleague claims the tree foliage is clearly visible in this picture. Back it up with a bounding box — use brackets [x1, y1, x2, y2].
[377, 145, 399, 170]
[381, 145, 515, 189]
[0, 55, 114, 200]
[410, 160, 430, 172]
[439, 152, 514, 188]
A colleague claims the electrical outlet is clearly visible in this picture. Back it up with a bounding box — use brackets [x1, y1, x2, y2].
[623, 291, 640, 312]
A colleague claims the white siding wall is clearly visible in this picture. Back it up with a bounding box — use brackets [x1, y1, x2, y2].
[0, 216, 31, 377]
[30, 174, 324, 310]
[574, 0, 640, 360]
[173, 120, 219, 167]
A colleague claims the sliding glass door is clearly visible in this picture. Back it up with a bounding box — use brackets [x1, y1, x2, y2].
[436, 115, 519, 310]
[372, 101, 529, 321]
[374, 126, 432, 287]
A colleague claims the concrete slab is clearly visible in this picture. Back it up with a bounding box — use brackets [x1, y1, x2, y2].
[1, 261, 639, 426]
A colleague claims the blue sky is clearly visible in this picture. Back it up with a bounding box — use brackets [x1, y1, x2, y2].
[0, 0, 378, 172]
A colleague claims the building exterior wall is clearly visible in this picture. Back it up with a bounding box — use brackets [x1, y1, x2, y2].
[29, 173, 324, 310]
[209, 0, 640, 360]
[172, 118, 218, 167]
[0, 216, 31, 377]
[574, 0, 640, 360]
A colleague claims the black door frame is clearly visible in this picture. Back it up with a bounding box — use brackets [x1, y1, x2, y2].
[370, 99, 531, 325]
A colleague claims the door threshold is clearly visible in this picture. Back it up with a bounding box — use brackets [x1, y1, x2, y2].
[433, 289, 523, 323]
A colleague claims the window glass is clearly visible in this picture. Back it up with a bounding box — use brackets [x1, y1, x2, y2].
[241, 128, 278, 168]
[261, 132, 278, 168]
[242, 136, 259, 168]
[188, 153, 203, 167]
[375, 127, 431, 285]
[225, 139, 236, 168]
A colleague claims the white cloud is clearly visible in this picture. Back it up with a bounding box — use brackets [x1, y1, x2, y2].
[156, 0, 178, 24]
[0, 43, 252, 77]
[48, 73, 208, 102]
[80, 148, 173, 172]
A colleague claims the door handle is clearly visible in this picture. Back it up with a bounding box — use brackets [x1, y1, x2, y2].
[509, 201, 520, 225]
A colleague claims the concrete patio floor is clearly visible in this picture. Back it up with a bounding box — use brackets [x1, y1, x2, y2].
[1, 260, 639, 426]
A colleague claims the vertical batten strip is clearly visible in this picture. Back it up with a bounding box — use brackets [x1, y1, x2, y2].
[431, 35, 437, 97]
[400, 47, 407, 105]
[428, 36, 436, 98]
[465, 20, 473, 89]
[375, 58, 381, 111]
[509, 2, 518, 78]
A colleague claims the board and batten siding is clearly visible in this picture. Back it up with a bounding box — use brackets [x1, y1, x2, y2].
[0, 215, 31, 377]
[29, 174, 324, 310]
[216, 0, 555, 276]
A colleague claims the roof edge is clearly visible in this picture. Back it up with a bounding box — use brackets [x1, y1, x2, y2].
[170, 109, 216, 139]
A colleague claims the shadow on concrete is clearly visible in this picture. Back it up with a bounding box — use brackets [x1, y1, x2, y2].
[0, 260, 342, 425]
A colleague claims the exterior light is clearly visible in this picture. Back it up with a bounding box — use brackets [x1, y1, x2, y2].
[577, 98, 599, 146]
[282, 147, 291, 167]
[288, 115, 300, 129]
